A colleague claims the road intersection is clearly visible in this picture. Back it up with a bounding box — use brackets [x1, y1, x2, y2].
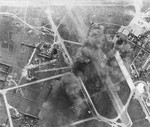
[1, 5, 150, 127]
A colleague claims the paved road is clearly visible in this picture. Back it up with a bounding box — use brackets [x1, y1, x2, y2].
[45, 9, 73, 65]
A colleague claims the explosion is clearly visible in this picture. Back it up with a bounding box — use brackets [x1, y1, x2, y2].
[38, 21, 123, 127]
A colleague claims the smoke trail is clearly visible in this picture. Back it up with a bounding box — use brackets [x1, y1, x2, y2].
[133, 0, 143, 16]
[73, 23, 110, 79]
[60, 73, 88, 117]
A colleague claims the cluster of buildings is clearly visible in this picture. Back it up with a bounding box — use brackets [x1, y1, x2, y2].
[0, 62, 12, 89]
[22, 40, 61, 80]
[114, 16, 150, 80]
[114, 15, 150, 123]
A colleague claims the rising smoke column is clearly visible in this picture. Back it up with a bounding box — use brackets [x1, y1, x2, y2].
[38, 73, 89, 127]
[60, 72, 88, 117]
[73, 23, 110, 81]
[72, 23, 124, 118]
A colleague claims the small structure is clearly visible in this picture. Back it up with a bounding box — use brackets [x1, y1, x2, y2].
[127, 16, 150, 37]
[135, 81, 146, 94]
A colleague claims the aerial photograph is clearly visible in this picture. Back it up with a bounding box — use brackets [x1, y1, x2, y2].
[0, 0, 150, 127]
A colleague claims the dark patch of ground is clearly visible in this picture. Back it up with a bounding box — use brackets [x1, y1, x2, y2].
[77, 119, 111, 127]
[128, 98, 146, 123]
[117, 81, 131, 105]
